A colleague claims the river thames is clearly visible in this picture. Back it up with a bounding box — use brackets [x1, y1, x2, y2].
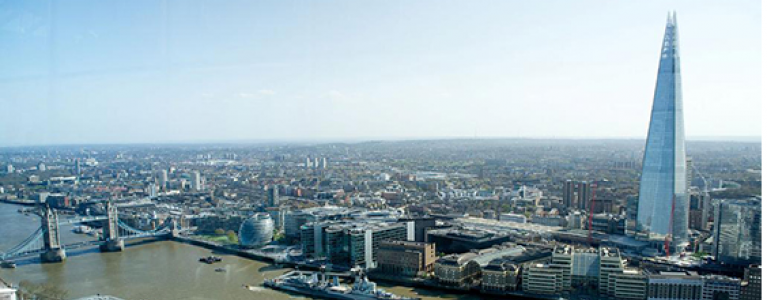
[0, 203, 480, 300]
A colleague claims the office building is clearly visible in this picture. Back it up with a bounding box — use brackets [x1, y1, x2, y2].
[701, 275, 741, 300]
[300, 220, 410, 269]
[563, 180, 576, 209]
[712, 198, 761, 265]
[158, 170, 168, 190]
[481, 259, 520, 292]
[148, 183, 158, 198]
[5, 164, 13, 174]
[284, 206, 353, 240]
[38, 162, 46, 172]
[435, 252, 481, 287]
[267, 185, 280, 207]
[301, 222, 331, 258]
[741, 265, 761, 300]
[266, 206, 286, 231]
[435, 243, 526, 288]
[376, 241, 436, 277]
[427, 228, 511, 254]
[608, 269, 647, 300]
[572, 248, 600, 286]
[531, 215, 565, 227]
[75, 159, 81, 176]
[191, 171, 202, 191]
[499, 213, 526, 224]
[626, 195, 639, 235]
[578, 181, 591, 210]
[522, 263, 565, 295]
[550, 245, 572, 291]
[599, 247, 625, 295]
[239, 213, 274, 248]
[647, 271, 702, 300]
[591, 214, 627, 235]
[636, 13, 690, 251]
[398, 217, 435, 243]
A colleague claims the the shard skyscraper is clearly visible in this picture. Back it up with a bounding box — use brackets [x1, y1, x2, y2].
[636, 13, 689, 252]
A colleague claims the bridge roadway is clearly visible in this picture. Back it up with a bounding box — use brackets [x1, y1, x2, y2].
[58, 216, 109, 225]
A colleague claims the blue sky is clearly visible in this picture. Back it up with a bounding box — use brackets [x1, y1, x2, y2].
[0, 0, 761, 146]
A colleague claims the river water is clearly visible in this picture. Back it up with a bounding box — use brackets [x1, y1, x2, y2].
[0, 204, 479, 300]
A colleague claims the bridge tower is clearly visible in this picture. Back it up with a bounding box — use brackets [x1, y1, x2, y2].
[169, 218, 181, 238]
[40, 205, 67, 263]
[99, 200, 124, 252]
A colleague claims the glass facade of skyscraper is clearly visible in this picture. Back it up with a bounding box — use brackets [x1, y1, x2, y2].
[636, 13, 689, 250]
[713, 198, 761, 265]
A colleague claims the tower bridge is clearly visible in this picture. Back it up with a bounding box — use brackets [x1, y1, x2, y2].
[0, 201, 186, 263]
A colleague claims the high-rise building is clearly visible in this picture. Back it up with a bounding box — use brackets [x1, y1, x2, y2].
[712, 198, 761, 265]
[158, 170, 168, 190]
[578, 181, 591, 211]
[148, 183, 158, 198]
[636, 13, 690, 251]
[320, 157, 327, 169]
[191, 171, 202, 191]
[741, 265, 761, 300]
[563, 180, 576, 209]
[268, 185, 280, 207]
[5, 164, 13, 174]
[38, 162, 46, 172]
[301, 221, 409, 269]
[75, 159, 81, 176]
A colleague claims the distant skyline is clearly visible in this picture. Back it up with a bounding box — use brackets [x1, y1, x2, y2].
[0, 1, 761, 146]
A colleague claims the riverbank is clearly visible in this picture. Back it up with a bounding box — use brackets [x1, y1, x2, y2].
[0, 198, 38, 206]
[367, 271, 563, 300]
[172, 236, 281, 263]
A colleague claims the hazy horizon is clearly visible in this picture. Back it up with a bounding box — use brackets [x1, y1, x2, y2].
[0, 135, 760, 149]
[1, 1, 761, 146]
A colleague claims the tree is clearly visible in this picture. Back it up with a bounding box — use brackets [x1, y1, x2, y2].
[214, 228, 225, 236]
[226, 230, 237, 243]
[273, 231, 286, 243]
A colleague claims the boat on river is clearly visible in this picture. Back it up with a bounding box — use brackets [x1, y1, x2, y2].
[264, 268, 419, 300]
[199, 256, 222, 264]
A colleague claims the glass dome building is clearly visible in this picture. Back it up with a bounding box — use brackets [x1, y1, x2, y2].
[239, 213, 274, 248]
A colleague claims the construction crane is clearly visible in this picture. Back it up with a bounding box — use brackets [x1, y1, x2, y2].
[587, 181, 598, 244]
[665, 196, 675, 257]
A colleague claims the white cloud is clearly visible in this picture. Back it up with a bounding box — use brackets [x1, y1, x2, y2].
[238, 92, 255, 98]
[258, 89, 277, 96]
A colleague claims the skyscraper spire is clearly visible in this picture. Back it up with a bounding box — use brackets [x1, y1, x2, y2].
[673, 11, 677, 25]
[636, 14, 689, 253]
